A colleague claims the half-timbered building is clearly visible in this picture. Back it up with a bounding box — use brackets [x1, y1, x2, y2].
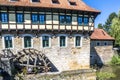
[0, 0, 100, 73]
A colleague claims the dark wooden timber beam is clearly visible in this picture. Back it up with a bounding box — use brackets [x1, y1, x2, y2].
[51, 8, 54, 32]
[7, 7, 10, 32]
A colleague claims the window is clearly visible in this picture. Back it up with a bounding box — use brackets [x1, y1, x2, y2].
[60, 15, 65, 24]
[59, 15, 71, 24]
[52, 0, 59, 4]
[31, 0, 40, 2]
[75, 36, 81, 47]
[84, 17, 89, 25]
[89, 17, 94, 23]
[31, 14, 38, 23]
[69, 2, 76, 6]
[24, 36, 32, 48]
[4, 36, 13, 48]
[66, 16, 71, 24]
[31, 14, 45, 24]
[16, 13, 23, 23]
[78, 17, 83, 25]
[96, 41, 100, 46]
[42, 36, 49, 48]
[39, 14, 45, 24]
[1, 13, 8, 23]
[104, 42, 107, 46]
[60, 36, 66, 47]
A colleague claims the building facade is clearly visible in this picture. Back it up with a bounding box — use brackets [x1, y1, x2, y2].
[0, 0, 100, 72]
[90, 29, 114, 66]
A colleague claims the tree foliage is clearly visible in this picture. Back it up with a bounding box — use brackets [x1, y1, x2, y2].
[97, 12, 117, 33]
[97, 11, 120, 46]
[98, 23, 103, 29]
[110, 11, 120, 46]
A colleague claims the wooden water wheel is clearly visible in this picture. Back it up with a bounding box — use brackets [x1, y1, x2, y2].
[13, 48, 51, 73]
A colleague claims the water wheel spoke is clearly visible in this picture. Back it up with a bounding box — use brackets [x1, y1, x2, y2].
[11, 48, 51, 73]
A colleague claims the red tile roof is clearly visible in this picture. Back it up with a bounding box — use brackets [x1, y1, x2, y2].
[0, 0, 100, 13]
[90, 29, 114, 40]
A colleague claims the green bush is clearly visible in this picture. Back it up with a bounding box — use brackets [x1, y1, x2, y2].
[96, 72, 116, 80]
[110, 55, 120, 65]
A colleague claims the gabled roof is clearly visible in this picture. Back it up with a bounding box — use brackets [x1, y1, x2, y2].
[90, 29, 114, 40]
[0, 0, 100, 13]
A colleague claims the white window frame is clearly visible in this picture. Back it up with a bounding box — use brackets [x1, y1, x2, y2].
[22, 34, 33, 49]
[41, 34, 51, 48]
[58, 34, 67, 48]
[2, 34, 14, 49]
[74, 34, 82, 47]
[96, 41, 101, 46]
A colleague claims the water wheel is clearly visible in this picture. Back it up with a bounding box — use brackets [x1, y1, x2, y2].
[13, 48, 51, 73]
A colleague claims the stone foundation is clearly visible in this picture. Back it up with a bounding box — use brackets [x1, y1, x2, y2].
[22, 69, 96, 80]
[0, 33, 90, 72]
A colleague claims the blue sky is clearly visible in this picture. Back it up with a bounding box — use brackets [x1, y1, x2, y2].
[83, 0, 120, 27]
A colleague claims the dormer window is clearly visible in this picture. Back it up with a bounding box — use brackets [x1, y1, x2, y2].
[70, 2, 76, 5]
[52, 0, 59, 4]
[31, 0, 40, 2]
[68, 0, 76, 6]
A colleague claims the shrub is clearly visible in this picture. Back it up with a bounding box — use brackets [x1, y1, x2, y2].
[96, 72, 116, 80]
[110, 55, 120, 65]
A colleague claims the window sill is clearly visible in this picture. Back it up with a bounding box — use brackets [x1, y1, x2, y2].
[16, 22, 24, 24]
[42, 47, 51, 49]
[78, 24, 83, 26]
[60, 46, 67, 48]
[23, 47, 33, 49]
[75, 46, 82, 49]
[84, 24, 89, 26]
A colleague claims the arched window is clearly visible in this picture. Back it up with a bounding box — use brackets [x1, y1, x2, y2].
[42, 36, 49, 48]
[74, 35, 82, 47]
[41, 34, 51, 48]
[75, 36, 81, 47]
[59, 35, 67, 47]
[24, 36, 32, 48]
[4, 36, 13, 48]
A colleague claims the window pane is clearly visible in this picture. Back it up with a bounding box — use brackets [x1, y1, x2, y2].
[84, 17, 89, 25]
[39, 14, 45, 24]
[78, 17, 82, 25]
[52, 0, 59, 4]
[4, 36, 12, 48]
[42, 36, 49, 47]
[60, 15, 65, 24]
[60, 36, 66, 47]
[24, 36, 32, 48]
[16, 13, 23, 23]
[1, 13, 8, 23]
[32, 14, 38, 23]
[66, 16, 71, 24]
[32, 0, 39, 2]
[75, 36, 81, 47]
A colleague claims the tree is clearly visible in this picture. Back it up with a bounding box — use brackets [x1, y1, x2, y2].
[98, 23, 104, 29]
[97, 12, 117, 33]
[104, 12, 117, 33]
[110, 11, 120, 46]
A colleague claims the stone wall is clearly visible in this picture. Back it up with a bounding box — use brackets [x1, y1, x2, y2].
[0, 33, 90, 72]
[19, 69, 96, 80]
[90, 40, 114, 65]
